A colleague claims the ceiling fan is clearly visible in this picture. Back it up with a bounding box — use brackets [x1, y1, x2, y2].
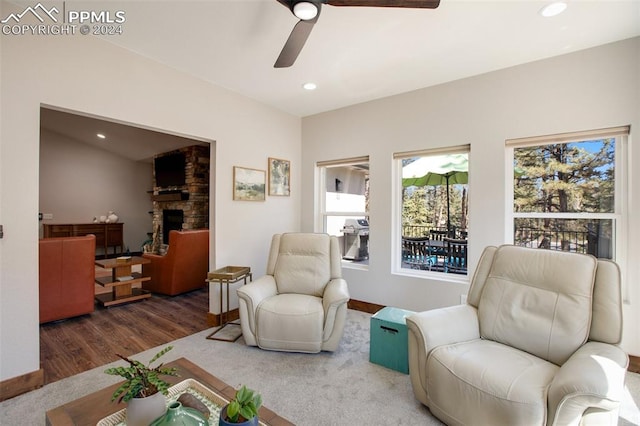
[274, 0, 440, 68]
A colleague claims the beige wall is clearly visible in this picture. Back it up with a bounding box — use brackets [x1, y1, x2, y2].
[0, 4, 301, 381]
[39, 129, 154, 252]
[301, 37, 640, 356]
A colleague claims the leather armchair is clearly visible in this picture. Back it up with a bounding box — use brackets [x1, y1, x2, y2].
[237, 233, 350, 353]
[142, 229, 209, 296]
[407, 245, 628, 426]
[39, 235, 96, 323]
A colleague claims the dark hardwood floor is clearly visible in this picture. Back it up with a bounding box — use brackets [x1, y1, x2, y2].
[39, 288, 210, 385]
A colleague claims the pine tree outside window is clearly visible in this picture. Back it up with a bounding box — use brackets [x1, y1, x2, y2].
[507, 127, 629, 262]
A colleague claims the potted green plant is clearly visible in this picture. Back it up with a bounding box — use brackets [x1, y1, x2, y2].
[219, 385, 262, 426]
[104, 345, 178, 426]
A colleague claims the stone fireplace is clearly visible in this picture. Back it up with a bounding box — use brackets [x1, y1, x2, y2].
[162, 209, 184, 244]
[149, 145, 209, 253]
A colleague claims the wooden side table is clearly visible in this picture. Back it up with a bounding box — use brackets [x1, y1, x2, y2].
[206, 266, 252, 341]
[94, 256, 151, 307]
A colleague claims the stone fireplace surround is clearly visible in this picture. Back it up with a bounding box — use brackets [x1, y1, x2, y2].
[149, 145, 209, 253]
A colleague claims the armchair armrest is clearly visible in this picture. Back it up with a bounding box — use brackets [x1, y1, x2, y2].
[406, 304, 480, 353]
[548, 341, 629, 426]
[237, 275, 278, 309]
[406, 304, 480, 406]
[322, 278, 350, 313]
[236, 275, 278, 345]
[142, 252, 167, 285]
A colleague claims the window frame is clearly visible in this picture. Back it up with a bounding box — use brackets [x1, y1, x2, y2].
[316, 156, 370, 270]
[505, 126, 629, 299]
[392, 145, 470, 282]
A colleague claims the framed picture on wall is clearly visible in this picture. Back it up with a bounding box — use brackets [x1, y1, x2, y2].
[233, 166, 266, 201]
[268, 157, 291, 196]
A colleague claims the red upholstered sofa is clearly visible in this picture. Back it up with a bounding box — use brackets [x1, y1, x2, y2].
[39, 235, 96, 323]
[142, 229, 209, 296]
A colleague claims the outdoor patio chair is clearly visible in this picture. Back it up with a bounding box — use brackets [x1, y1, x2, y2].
[402, 237, 435, 270]
[444, 237, 467, 274]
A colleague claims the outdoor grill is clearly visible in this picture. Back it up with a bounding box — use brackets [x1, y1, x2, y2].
[341, 218, 369, 261]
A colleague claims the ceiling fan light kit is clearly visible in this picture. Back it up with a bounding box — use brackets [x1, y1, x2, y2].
[274, 0, 441, 68]
[292, 1, 320, 20]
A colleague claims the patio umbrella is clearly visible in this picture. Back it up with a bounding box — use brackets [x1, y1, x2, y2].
[402, 154, 468, 235]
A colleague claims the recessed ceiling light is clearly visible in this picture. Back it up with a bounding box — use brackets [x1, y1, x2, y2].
[96, 133, 106, 139]
[302, 82, 317, 91]
[539, 2, 567, 17]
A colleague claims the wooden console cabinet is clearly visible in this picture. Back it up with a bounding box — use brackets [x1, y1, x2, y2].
[43, 223, 124, 258]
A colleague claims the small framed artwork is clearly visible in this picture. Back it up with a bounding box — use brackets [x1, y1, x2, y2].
[268, 157, 291, 196]
[233, 166, 266, 201]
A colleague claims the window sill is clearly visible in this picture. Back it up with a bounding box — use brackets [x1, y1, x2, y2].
[394, 268, 469, 284]
[341, 261, 369, 271]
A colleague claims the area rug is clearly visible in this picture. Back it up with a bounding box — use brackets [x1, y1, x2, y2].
[2, 309, 639, 425]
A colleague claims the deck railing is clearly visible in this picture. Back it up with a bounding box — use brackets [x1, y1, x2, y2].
[402, 225, 466, 239]
[514, 227, 611, 259]
[403, 224, 612, 262]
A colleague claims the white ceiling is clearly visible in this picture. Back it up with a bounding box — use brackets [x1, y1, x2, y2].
[40, 108, 206, 162]
[38, 0, 640, 160]
[97, 0, 640, 117]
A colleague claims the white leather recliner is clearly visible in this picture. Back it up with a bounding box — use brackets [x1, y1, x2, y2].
[407, 245, 628, 426]
[237, 233, 350, 353]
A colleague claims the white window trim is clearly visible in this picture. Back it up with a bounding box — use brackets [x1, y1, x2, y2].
[505, 127, 630, 302]
[315, 156, 370, 269]
[392, 145, 470, 282]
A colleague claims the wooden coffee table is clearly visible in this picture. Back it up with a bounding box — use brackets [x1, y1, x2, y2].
[45, 357, 294, 426]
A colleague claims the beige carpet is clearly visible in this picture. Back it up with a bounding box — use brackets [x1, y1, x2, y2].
[2, 309, 639, 425]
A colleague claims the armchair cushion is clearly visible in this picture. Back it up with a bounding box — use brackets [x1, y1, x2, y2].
[256, 294, 324, 352]
[273, 233, 332, 296]
[477, 245, 596, 365]
[428, 339, 558, 426]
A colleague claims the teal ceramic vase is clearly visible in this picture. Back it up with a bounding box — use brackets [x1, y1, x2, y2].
[150, 401, 208, 426]
[218, 405, 258, 426]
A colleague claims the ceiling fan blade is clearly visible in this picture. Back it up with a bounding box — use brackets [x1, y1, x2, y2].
[274, 15, 319, 68]
[326, 0, 439, 8]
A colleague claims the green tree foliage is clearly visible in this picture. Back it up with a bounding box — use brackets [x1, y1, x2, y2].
[402, 185, 467, 234]
[514, 139, 614, 215]
[513, 139, 615, 253]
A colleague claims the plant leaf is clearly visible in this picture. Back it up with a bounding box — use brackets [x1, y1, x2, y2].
[227, 400, 240, 422]
[149, 345, 173, 365]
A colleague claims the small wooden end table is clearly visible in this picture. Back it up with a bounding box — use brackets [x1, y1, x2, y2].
[206, 266, 252, 341]
[94, 256, 151, 307]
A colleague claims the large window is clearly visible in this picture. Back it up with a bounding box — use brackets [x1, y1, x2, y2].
[507, 127, 629, 261]
[395, 146, 470, 276]
[317, 157, 369, 266]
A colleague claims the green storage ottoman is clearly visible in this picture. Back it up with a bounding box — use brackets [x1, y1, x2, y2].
[369, 307, 415, 374]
